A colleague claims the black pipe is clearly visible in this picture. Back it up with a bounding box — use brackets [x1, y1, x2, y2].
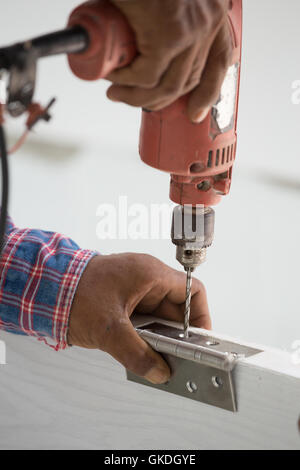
[0, 26, 89, 70]
[31, 26, 89, 58]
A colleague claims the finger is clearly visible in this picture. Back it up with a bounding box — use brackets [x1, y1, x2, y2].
[107, 53, 172, 89]
[156, 274, 211, 330]
[187, 22, 233, 123]
[141, 44, 213, 112]
[104, 318, 171, 385]
[107, 46, 204, 110]
[151, 294, 211, 330]
[137, 267, 211, 330]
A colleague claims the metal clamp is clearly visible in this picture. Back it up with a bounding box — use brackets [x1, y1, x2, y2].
[127, 322, 261, 412]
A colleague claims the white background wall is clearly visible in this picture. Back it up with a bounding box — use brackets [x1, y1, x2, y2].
[0, 2, 299, 356]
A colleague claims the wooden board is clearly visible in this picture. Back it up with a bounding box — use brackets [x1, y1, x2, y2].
[0, 316, 300, 450]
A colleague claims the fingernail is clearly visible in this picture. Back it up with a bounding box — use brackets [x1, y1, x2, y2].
[145, 366, 170, 385]
[192, 107, 210, 123]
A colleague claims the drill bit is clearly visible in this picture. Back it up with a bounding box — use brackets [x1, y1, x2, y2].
[184, 268, 192, 339]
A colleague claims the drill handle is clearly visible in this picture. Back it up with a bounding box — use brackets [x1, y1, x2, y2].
[67, 0, 137, 81]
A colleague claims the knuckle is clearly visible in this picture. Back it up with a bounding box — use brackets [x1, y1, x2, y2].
[144, 78, 160, 88]
[126, 253, 164, 282]
[124, 252, 141, 265]
[134, 54, 167, 88]
[162, 83, 181, 96]
[207, 0, 228, 26]
[192, 54, 205, 71]
[148, 254, 165, 271]
[140, 253, 160, 266]
[197, 8, 221, 34]
[172, 21, 188, 41]
[142, 253, 164, 273]
[144, 255, 166, 283]
[159, 24, 189, 51]
[211, 0, 227, 14]
[185, 72, 201, 91]
[138, 69, 161, 88]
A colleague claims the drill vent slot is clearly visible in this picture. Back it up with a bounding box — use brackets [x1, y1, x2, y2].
[222, 148, 226, 165]
[207, 145, 235, 169]
[207, 151, 213, 168]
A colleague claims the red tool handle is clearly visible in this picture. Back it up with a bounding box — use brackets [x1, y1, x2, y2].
[68, 0, 136, 80]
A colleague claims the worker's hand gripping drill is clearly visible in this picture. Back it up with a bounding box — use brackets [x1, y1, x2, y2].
[106, 0, 233, 122]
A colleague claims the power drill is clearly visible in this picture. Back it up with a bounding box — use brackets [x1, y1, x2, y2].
[0, 0, 242, 337]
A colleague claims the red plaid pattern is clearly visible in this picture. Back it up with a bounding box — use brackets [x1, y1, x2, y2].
[0, 217, 96, 350]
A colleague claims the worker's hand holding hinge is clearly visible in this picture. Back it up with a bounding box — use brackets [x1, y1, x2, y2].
[68, 254, 210, 384]
[106, 0, 233, 122]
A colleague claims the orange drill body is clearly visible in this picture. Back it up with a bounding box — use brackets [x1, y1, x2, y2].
[68, 0, 242, 208]
[140, 1, 242, 206]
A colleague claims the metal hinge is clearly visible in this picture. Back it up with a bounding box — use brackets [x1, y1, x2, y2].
[127, 322, 262, 412]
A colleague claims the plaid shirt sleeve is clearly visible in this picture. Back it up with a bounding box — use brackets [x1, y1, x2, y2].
[0, 216, 97, 350]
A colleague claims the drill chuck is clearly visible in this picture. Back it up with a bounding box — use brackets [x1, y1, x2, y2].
[171, 205, 215, 271]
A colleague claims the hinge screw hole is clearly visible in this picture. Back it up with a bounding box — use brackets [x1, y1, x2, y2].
[212, 376, 223, 388]
[186, 381, 198, 393]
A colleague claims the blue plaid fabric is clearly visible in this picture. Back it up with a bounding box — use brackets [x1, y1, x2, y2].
[0, 216, 96, 350]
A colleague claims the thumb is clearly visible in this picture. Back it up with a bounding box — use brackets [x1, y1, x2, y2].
[105, 320, 171, 385]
